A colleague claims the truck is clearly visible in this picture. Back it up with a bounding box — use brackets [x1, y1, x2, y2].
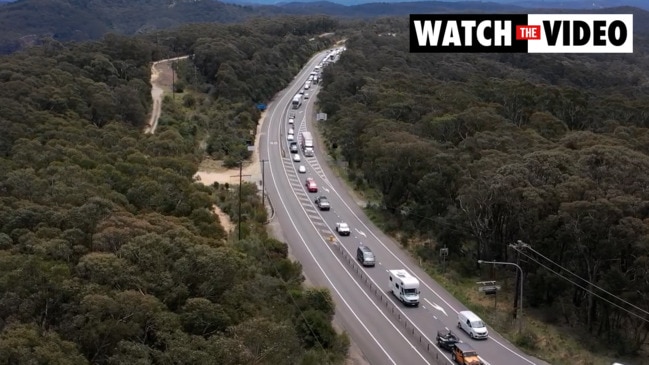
[388, 269, 420, 306]
[291, 94, 302, 109]
[300, 131, 314, 157]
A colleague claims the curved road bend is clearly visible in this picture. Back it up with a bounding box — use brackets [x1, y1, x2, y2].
[260, 50, 547, 365]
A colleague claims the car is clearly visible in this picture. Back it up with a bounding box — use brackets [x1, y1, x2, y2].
[288, 118, 294, 125]
[305, 178, 318, 192]
[436, 330, 461, 351]
[335, 222, 351, 236]
[287, 134, 294, 141]
[298, 165, 307, 173]
[298, 90, 304, 95]
[288, 127, 294, 135]
[357, 245, 375, 266]
[451, 343, 484, 365]
[314, 196, 330, 210]
[304, 93, 310, 99]
[290, 142, 299, 153]
[293, 154, 301, 162]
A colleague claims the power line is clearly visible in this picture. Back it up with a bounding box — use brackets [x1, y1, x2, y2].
[510, 246, 649, 323]
[521, 244, 649, 318]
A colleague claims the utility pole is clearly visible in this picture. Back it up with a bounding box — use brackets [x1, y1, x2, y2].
[238, 162, 242, 240]
[231, 162, 251, 241]
[171, 60, 175, 100]
[478, 259, 524, 334]
[261, 160, 267, 208]
[510, 240, 529, 321]
[191, 53, 197, 89]
[515, 253, 521, 319]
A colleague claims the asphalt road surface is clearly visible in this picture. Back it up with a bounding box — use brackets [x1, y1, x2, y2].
[259, 49, 544, 365]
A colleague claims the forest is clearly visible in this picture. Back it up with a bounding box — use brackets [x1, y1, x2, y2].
[317, 17, 649, 358]
[0, 0, 263, 54]
[0, 17, 347, 364]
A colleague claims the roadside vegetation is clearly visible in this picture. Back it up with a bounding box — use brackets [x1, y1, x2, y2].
[164, 16, 337, 166]
[317, 17, 649, 365]
[0, 17, 347, 364]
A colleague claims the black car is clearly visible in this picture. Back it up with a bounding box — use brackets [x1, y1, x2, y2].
[315, 196, 330, 211]
[290, 142, 298, 153]
[436, 329, 460, 351]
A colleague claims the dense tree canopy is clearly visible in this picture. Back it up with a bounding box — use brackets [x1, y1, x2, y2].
[318, 17, 649, 356]
[0, 17, 347, 364]
[158, 17, 336, 166]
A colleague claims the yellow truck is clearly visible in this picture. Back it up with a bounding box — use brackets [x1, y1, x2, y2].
[451, 343, 484, 365]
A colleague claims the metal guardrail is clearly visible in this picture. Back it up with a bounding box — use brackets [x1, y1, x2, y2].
[332, 242, 452, 365]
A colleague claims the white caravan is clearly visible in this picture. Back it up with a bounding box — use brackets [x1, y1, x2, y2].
[388, 269, 420, 307]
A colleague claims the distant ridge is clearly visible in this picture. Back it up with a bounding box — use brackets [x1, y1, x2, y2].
[498, 0, 649, 11]
[224, 0, 649, 10]
[0, 0, 647, 54]
[273, 0, 526, 15]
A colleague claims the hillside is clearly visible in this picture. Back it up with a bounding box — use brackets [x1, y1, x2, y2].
[0, 0, 266, 54]
[0, 17, 347, 363]
[2, 0, 648, 54]
[274, 0, 524, 16]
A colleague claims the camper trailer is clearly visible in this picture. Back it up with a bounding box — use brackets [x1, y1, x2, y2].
[388, 269, 420, 306]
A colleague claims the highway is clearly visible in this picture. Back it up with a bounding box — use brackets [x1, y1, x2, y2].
[259, 48, 543, 365]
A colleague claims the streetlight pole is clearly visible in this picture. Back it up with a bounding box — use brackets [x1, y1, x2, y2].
[478, 259, 524, 334]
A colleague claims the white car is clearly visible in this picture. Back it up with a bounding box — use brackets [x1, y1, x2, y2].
[298, 90, 304, 95]
[288, 118, 294, 124]
[287, 134, 294, 141]
[288, 128, 294, 135]
[304, 93, 310, 99]
[298, 165, 307, 173]
[293, 154, 301, 162]
[335, 222, 351, 236]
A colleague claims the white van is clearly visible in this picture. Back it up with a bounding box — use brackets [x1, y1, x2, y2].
[457, 311, 489, 339]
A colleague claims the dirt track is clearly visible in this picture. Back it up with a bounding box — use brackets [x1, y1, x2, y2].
[144, 55, 235, 232]
[193, 111, 265, 187]
[144, 48, 368, 365]
[144, 56, 189, 134]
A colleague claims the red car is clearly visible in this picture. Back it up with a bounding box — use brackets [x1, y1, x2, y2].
[305, 178, 318, 192]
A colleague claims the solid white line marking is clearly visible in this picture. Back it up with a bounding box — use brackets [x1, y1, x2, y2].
[293, 56, 531, 364]
[276, 144, 453, 364]
[265, 52, 431, 365]
[314, 157, 536, 364]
